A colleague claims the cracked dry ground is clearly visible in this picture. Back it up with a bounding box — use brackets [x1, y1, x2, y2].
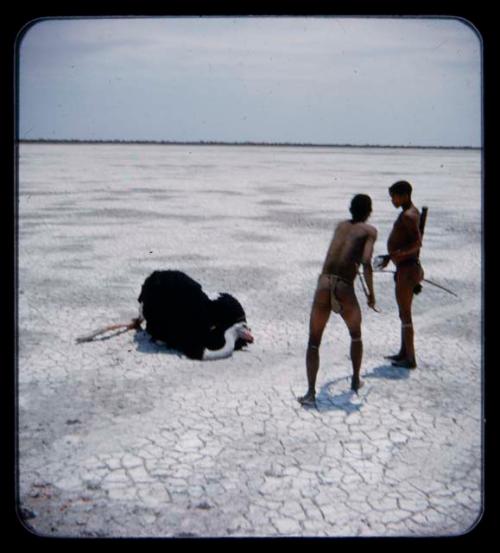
[18, 322, 481, 537]
[17, 144, 482, 537]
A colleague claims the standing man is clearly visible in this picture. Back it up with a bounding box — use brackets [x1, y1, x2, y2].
[298, 194, 378, 407]
[379, 180, 424, 369]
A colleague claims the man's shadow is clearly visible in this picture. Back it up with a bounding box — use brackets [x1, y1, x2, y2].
[314, 363, 409, 413]
[315, 377, 365, 414]
[364, 363, 410, 381]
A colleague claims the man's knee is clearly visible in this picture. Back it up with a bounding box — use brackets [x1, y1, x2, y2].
[349, 329, 362, 342]
[308, 337, 321, 350]
[398, 310, 412, 324]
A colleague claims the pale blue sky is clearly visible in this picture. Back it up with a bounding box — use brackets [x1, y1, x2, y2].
[18, 16, 482, 146]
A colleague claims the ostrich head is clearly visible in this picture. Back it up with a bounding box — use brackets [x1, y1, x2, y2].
[210, 293, 253, 349]
[231, 321, 254, 344]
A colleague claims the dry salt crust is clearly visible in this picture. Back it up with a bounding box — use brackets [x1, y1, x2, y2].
[17, 143, 482, 538]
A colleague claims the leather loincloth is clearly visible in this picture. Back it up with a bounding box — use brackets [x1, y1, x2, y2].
[316, 273, 353, 314]
[394, 258, 423, 279]
[394, 258, 424, 294]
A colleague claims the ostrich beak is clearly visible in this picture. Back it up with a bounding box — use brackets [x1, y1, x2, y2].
[239, 324, 254, 344]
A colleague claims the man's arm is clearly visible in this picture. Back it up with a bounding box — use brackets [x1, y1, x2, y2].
[361, 230, 377, 308]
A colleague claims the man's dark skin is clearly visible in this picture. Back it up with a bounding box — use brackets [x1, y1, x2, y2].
[298, 195, 377, 407]
[379, 181, 423, 369]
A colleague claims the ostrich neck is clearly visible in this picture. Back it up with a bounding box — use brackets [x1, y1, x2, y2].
[202, 326, 238, 361]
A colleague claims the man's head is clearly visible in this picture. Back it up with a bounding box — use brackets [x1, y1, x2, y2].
[389, 180, 412, 208]
[350, 194, 372, 222]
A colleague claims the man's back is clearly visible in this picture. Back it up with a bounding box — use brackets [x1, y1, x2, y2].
[322, 220, 377, 281]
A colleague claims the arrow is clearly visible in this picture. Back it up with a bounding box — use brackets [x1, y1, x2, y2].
[374, 269, 459, 298]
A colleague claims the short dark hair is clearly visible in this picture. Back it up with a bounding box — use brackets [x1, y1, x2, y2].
[350, 194, 372, 222]
[389, 180, 412, 197]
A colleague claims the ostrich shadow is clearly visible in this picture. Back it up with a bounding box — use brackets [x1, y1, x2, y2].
[83, 328, 250, 359]
[132, 329, 182, 356]
[76, 327, 183, 355]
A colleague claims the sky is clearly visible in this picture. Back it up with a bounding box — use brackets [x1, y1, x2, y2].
[18, 17, 482, 147]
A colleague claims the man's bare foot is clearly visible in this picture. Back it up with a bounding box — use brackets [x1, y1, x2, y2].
[384, 353, 405, 361]
[298, 391, 316, 407]
[351, 377, 364, 393]
[391, 358, 417, 369]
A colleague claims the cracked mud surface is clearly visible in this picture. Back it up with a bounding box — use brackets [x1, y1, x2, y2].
[18, 144, 482, 537]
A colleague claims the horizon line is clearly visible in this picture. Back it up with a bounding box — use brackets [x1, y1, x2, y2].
[17, 138, 481, 150]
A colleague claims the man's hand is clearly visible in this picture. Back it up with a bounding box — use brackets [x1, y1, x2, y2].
[367, 293, 380, 313]
[374, 254, 390, 270]
[391, 250, 405, 264]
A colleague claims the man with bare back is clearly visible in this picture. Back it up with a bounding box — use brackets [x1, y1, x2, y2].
[298, 194, 377, 407]
[378, 180, 424, 369]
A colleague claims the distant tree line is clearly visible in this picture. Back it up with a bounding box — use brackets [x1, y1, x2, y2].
[17, 138, 480, 150]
